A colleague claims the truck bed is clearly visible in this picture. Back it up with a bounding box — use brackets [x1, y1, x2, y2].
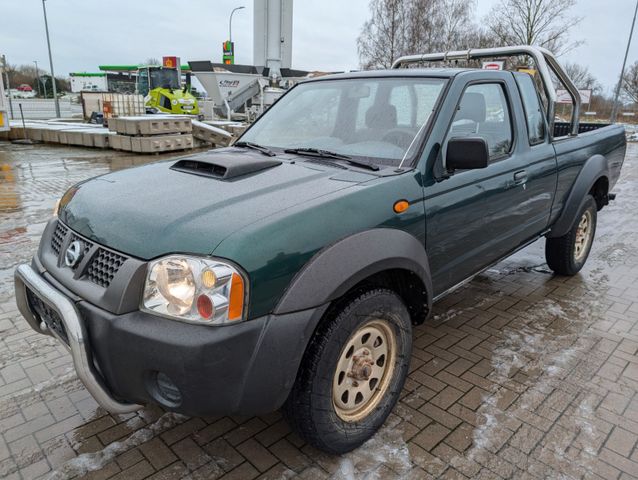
[553, 121, 611, 138]
[550, 123, 626, 226]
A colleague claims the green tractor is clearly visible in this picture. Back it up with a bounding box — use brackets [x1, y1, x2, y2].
[137, 65, 199, 116]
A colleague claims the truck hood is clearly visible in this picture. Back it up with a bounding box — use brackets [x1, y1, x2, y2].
[59, 148, 372, 260]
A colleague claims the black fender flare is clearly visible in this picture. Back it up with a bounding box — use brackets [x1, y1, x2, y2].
[548, 154, 609, 238]
[274, 228, 433, 315]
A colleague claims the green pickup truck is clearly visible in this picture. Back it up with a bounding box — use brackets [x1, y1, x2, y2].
[15, 46, 626, 454]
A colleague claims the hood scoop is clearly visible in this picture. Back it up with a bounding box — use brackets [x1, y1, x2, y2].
[171, 151, 282, 180]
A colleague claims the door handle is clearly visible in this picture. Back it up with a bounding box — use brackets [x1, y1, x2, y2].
[513, 170, 528, 185]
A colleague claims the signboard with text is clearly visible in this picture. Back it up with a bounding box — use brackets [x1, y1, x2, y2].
[223, 41, 235, 65]
[162, 56, 180, 69]
[556, 89, 592, 105]
[482, 61, 505, 71]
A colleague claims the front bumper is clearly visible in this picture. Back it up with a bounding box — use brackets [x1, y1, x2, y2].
[15, 264, 141, 414]
[14, 263, 326, 416]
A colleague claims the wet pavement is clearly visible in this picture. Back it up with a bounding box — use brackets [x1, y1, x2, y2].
[0, 141, 637, 479]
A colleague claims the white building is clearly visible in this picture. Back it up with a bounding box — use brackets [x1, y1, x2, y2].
[69, 73, 108, 93]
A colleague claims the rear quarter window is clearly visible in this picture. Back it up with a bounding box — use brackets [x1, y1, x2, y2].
[515, 74, 546, 145]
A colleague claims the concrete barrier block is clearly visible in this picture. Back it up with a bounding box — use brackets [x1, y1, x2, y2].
[139, 117, 192, 135]
[130, 134, 193, 153]
[192, 120, 232, 146]
[42, 129, 60, 143]
[92, 131, 114, 148]
[28, 128, 44, 142]
[60, 130, 85, 146]
[110, 134, 133, 151]
[108, 115, 192, 135]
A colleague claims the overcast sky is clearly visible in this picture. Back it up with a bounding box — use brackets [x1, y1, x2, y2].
[2, 0, 637, 94]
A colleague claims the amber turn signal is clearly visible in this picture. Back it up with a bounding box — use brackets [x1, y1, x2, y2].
[393, 200, 409, 213]
[228, 273, 245, 321]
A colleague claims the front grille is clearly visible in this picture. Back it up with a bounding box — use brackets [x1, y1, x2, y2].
[26, 288, 69, 345]
[51, 222, 68, 255]
[70, 234, 94, 260]
[86, 248, 127, 288]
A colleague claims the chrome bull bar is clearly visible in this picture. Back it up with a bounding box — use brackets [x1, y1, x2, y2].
[14, 264, 142, 414]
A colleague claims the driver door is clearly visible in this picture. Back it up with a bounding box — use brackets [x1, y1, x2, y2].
[426, 80, 533, 295]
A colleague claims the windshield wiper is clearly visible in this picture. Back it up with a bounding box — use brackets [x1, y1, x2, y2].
[284, 148, 379, 171]
[234, 141, 276, 157]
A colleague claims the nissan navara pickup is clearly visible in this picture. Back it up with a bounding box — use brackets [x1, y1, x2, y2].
[15, 47, 626, 454]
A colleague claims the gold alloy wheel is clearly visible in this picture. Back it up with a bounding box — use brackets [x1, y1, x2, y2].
[332, 319, 397, 422]
[574, 210, 594, 262]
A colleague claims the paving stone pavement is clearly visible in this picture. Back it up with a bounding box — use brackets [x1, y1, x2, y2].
[1, 141, 638, 479]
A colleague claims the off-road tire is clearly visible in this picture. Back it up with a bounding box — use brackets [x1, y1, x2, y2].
[283, 288, 412, 454]
[546, 194, 597, 276]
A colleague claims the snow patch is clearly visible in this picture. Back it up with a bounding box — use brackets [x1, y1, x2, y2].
[46, 412, 188, 480]
[332, 422, 412, 479]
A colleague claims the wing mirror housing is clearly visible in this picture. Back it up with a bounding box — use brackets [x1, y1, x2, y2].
[446, 137, 489, 171]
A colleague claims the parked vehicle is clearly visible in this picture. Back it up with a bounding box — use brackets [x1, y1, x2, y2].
[15, 46, 625, 454]
[138, 65, 199, 116]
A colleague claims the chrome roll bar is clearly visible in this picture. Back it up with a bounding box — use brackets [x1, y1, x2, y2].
[392, 45, 581, 137]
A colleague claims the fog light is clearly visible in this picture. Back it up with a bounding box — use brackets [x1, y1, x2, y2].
[155, 372, 182, 406]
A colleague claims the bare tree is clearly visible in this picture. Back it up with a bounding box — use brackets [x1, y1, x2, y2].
[357, 0, 487, 69]
[621, 61, 638, 104]
[142, 57, 161, 66]
[564, 62, 602, 93]
[486, 0, 583, 55]
[357, 0, 410, 69]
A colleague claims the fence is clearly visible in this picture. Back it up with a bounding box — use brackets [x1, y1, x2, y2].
[4, 98, 82, 120]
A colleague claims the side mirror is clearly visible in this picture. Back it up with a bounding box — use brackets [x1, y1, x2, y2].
[446, 137, 489, 171]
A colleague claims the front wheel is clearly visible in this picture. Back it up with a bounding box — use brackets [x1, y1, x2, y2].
[545, 194, 597, 275]
[283, 288, 412, 454]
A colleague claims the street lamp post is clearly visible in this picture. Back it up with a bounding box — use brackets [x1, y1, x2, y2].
[33, 61, 42, 98]
[1, 55, 14, 119]
[229, 6, 245, 44]
[611, 0, 638, 123]
[42, 0, 60, 117]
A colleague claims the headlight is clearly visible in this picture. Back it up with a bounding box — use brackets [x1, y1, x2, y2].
[142, 255, 247, 325]
[53, 199, 61, 217]
[171, 99, 178, 105]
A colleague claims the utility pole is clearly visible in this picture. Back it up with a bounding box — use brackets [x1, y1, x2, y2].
[611, 0, 638, 123]
[42, 0, 60, 117]
[34, 61, 42, 97]
[1, 55, 14, 119]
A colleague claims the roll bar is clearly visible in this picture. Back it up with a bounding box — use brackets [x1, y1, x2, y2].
[392, 46, 581, 137]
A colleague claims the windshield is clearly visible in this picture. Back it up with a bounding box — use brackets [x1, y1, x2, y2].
[241, 77, 447, 166]
[149, 68, 180, 90]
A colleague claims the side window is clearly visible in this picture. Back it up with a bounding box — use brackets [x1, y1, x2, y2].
[161, 94, 172, 110]
[515, 74, 546, 145]
[448, 83, 513, 159]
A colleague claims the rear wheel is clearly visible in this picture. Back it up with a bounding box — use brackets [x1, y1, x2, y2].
[283, 288, 412, 454]
[546, 194, 597, 275]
